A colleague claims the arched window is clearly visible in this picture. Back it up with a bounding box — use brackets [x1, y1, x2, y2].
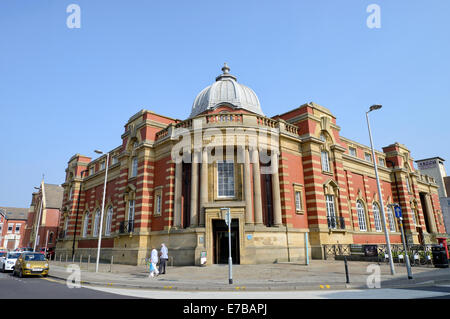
[93, 209, 101, 237]
[82, 211, 90, 237]
[386, 206, 396, 232]
[373, 203, 382, 232]
[357, 201, 367, 231]
[105, 206, 113, 236]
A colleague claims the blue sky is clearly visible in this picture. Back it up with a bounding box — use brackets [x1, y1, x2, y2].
[1, 0, 449, 207]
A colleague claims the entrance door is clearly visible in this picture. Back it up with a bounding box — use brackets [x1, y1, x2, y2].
[7, 240, 15, 250]
[213, 219, 240, 264]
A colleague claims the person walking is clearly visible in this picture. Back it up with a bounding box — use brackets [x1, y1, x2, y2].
[149, 247, 159, 278]
[159, 243, 168, 274]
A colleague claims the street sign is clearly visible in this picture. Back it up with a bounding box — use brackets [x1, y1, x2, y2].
[394, 206, 402, 218]
[221, 208, 231, 226]
[225, 211, 231, 226]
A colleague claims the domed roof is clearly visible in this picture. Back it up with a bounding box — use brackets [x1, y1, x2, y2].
[189, 63, 264, 118]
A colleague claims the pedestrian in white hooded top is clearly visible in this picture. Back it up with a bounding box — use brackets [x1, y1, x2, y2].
[149, 247, 159, 278]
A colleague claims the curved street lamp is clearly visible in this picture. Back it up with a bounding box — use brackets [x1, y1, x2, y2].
[94, 149, 110, 273]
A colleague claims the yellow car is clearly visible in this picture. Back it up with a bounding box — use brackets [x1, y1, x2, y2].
[13, 252, 49, 278]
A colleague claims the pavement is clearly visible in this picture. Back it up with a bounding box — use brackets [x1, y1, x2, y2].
[47, 259, 450, 291]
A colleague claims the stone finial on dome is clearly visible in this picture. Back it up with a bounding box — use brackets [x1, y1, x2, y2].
[222, 62, 230, 74]
[216, 63, 237, 81]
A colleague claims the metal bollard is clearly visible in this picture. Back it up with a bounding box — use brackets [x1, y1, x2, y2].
[110, 256, 113, 273]
[344, 256, 350, 284]
[60, 254, 62, 263]
[80, 255, 82, 268]
[87, 255, 90, 271]
[73, 254, 75, 263]
[65, 254, 68, 263]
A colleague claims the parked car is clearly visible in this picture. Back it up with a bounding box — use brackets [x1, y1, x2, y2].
[13, 252, 49, 278]
[1, 252, 22, 272]
[0, 251, 7, 264]
[15, 247, 33, 253]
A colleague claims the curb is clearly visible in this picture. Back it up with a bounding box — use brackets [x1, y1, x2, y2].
[47, 271, 450, 292]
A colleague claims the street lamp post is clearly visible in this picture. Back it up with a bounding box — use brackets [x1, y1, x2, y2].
[72, 169, 88, 258]
[366, 104, 395, 275]
[389, 203, 413, 279]
[221, 207, 233, 284]
[94, 150, 110, 273]
[33, 178, 45, 252]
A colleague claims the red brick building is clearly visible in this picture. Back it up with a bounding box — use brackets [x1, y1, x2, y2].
[23, 183, 64, 251]
[56, 64, 446, 265]
[0, 207, 28, 250]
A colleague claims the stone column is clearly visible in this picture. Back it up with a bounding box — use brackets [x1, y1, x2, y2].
[425, 194, 438, 234]
[252, 147, 263, 225]
[244, 147, 253, 224]
[271, 152, 282, 227]
[174, 161, 182, 228]
[190, 150, 199, 227]
[199, 148, 208, 226]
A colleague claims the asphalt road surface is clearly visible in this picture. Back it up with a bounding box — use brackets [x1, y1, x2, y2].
[0, 271, 138, 299]
[2, 270, 450, 300]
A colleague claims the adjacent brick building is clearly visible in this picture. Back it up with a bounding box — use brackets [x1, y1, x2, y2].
[55, 64, 446, 265]
[23, 183, 64, 251]
[0, 207, 28, 250]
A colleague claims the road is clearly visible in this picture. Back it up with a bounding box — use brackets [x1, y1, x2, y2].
[2, 270, 450, 299]
[0, 271, 137, 299]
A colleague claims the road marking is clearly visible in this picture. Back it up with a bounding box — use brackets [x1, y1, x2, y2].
[42, 277, 64, 284]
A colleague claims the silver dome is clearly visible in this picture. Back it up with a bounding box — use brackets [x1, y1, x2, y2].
[189, 64, 264, 118]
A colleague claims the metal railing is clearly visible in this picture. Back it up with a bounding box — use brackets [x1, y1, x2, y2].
[324, 243, 436, 265]
[119, 220, 134, 234]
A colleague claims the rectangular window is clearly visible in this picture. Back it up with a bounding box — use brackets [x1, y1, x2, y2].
[379, 158, 385, 167]
[112, 156, 118, 165]
[365, 153, 372, 162]
[89, 167, 94, 176]
[326, 195, 336, 229]
[153, 187, 163, 216]
[406, 178, 411, 193]
[349, 147, 357, 157]
[100, 161, 105, 170]
[321, 151, 331, 172]
[156, 195, 162, 215]
[15, 224, 21, 233]
[217, 161, 235, 197]
[128, 200, 135, 232]
[295, 191, 303, 211]
[128, 200, 135, 221]
[7, 223, 13, 233]
[131, 157, 138, 177]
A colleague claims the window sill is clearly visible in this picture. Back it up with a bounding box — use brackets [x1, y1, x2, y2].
[322, 171, 333, 176]
[216, 196, 236, 201]
[295, 210, 305, 215]
[328, 228, 347, 234]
